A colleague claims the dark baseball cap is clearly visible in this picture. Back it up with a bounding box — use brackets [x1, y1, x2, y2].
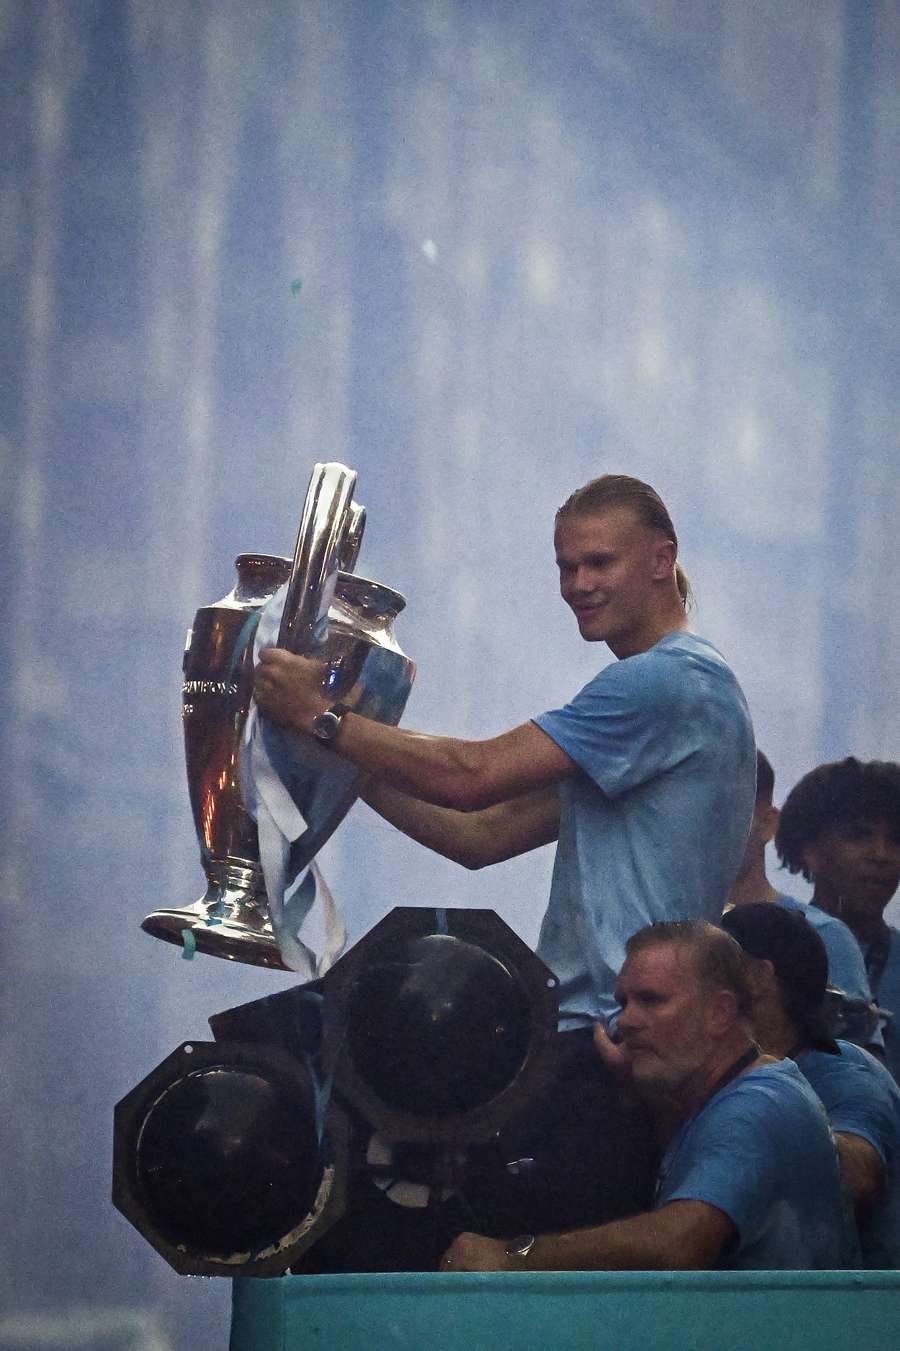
[720, 902, 839, 1054]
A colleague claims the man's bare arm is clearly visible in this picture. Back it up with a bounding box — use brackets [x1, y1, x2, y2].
[442, 1200, 735, 1272]
[253, 648, 578, 809]
[360, 780, 561, 869]
[834, 1131, 886, 1211]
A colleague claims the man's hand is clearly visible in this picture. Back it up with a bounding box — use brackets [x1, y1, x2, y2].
[439, 1233, 512, 1272]
[593, 1019, 632, 1080]
[252, 647, 330, 734]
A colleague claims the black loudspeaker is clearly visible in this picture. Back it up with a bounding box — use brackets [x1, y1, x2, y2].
[321, 907, 559, 1144]
[112, 1040, 348, 1275]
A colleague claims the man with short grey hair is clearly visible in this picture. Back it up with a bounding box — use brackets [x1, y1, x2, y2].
[440, 921, 857, 1272]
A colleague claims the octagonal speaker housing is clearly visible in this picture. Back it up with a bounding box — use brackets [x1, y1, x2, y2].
[321, 907, 559, 1145]
[113, 1040, 348, 1276]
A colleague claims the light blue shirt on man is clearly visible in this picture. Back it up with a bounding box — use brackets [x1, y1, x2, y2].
[533, 630, 755, 1028]
[657, 1059, 858, 1269]
[865, 927, 900, 1085]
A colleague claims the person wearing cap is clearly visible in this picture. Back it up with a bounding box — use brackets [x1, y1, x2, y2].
[439, 921, 856, 1272]
[721, 902, 900, 1268]
[775, 758, 900, 1082]
[725, 751, 876, 1047]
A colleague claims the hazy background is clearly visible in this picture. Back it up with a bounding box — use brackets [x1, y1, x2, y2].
[3, 1, 899, 1347]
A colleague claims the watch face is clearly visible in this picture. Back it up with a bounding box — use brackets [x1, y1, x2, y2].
[312, 710, 341, 741]
[313, 706, 348, 741]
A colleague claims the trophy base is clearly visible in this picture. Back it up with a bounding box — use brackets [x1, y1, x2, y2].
[142, 874, 290, 971]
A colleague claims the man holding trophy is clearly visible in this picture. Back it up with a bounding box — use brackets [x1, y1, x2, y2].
[254, 473, 756, 1234]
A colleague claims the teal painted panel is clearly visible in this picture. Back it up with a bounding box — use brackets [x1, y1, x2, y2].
[231, 1271, 900, 1351]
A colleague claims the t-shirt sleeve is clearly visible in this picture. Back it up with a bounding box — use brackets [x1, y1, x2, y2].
[659, 1084, 791, 1244]
[810, 1059, 897, 1164]
[533, 648, 698, 797]
[817, 918, 873, 1006]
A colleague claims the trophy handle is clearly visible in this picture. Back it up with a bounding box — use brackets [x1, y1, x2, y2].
[278, 462, 367, 652]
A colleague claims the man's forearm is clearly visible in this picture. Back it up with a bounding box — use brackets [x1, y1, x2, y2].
[361, 779, 560, 869]
[252, 648, 575, 810]
[518, 1203, 730, 1272]
[443, 1202, 733, 1273]
[335, 714, 503, 810]
[835, 1131, 885, 1209]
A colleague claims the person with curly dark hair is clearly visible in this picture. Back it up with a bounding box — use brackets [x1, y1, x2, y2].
[724, 751, 870, 1032]
[775, 758, 900, 1081]
[726, 750, 876, 1047]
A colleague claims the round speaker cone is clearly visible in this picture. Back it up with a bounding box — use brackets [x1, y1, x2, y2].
[345, 933, 532, 1117]
[134, 1064, 320, 1257]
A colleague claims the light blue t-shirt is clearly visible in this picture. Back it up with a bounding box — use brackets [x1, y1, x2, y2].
[865, 927, 900, 1085]
[657, 1059, 858, 1270]
[797, 1040, 900, 1269]
[775, 894, 873, 1006]
[533, 631, 755, 1027]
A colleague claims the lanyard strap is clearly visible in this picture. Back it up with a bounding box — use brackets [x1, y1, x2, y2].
[703, 1042, 761, 1104]
[655, 1043, 761, 1201]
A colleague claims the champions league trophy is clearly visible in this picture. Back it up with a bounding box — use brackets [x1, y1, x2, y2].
[120, 468, 561, 1280]
[141, 463, 415, 969]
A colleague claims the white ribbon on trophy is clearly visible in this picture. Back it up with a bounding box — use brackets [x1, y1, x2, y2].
[240, 582, 348, 978]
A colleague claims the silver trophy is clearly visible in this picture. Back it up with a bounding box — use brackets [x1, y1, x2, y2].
[142, 463, 415, 969]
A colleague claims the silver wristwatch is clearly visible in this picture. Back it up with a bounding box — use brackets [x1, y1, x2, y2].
[311, 702, 350, 744]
